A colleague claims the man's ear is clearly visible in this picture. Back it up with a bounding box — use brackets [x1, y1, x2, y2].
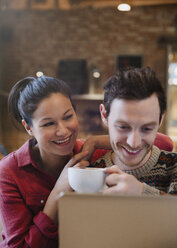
[22, 119, 33, 136]
[100, 104, 108, 126]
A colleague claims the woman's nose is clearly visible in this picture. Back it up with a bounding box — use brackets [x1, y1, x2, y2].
[56, 123, 67, 136]
[127, 131, 141, 148]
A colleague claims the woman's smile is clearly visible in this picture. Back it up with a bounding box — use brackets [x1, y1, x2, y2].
[51, 135, 72, 146]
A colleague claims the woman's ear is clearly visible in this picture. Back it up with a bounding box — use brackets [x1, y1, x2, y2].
[159, 113, 165, 128]
[100, 104, 108, 127]
[22, 120, 33, 136]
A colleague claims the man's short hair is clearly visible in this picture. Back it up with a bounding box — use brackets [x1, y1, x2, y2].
[103, 66, 166, 123]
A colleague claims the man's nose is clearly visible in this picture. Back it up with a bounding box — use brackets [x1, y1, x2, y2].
[127, 131, 141, 148]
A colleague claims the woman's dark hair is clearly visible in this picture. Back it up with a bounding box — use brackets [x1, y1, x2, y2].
[8, 76, 73, 126]
[103, 66, 166, 123]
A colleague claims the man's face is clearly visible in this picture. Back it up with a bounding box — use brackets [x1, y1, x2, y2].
[100, 94, 162, 169]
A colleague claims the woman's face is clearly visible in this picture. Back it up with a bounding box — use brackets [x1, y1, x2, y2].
[25, 93, 79, 157]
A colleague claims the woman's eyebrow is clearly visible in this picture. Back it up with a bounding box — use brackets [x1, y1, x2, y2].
[63, 108, 73, 115]
[39, 108, 73, 123]
[115, 120, 128, 124]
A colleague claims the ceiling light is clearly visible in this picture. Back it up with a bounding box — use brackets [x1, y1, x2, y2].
[36, 71, 44, 77]
[92, 69, 101, 79]
[117, 2, 131, 11]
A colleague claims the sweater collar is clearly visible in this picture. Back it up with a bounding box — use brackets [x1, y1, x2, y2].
[102, 145, 161, 176]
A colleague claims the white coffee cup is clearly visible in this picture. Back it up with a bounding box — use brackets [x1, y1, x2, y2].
[68, 167, 106, 193]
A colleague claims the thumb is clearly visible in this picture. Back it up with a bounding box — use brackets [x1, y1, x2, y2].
[74, 160, 90, 169]
[104, 165, 123, 174]
[66, 151, 89, 168]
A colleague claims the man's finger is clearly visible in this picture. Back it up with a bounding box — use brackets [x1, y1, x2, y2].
[104, 165, 123, 174]
[103, 186, 121, 195]
[105, 173, 120, 187]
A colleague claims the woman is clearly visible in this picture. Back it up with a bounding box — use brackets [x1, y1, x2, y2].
[0, 76, 109, 247]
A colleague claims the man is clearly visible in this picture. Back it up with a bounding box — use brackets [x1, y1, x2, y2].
[92, 66, 177, 195]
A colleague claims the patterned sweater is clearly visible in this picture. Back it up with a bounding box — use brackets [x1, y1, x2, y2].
[91, 146, 177, 195]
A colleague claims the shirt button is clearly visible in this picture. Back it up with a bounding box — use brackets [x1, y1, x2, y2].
[40, 200, 44, 204]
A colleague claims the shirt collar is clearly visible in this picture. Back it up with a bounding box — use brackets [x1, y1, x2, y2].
[16, 138, 83, 168]
[16, 139, 36, 168]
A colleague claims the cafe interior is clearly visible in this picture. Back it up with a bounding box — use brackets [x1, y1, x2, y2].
[0, 0, 177, 246]
[0, 0, 177, 156]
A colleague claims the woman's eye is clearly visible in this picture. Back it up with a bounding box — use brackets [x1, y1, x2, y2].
[118, 126, 129, 130]
[63, 114, 73, 120]
[43, 122, 55, 127]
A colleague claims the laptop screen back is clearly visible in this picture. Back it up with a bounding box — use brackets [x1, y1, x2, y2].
[59, 193, 177, 248]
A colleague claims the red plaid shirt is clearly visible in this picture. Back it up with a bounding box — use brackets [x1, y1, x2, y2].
[0, 139, 108, 248]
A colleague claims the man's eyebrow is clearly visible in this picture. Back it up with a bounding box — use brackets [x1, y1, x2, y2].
[142, 122, 157, 126]
[114, 120, 157, 126]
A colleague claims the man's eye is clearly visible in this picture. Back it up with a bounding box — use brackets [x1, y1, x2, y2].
[63, 114, 73, 120]
[142, 127, 152, 132]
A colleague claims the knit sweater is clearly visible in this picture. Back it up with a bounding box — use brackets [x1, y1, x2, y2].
[91, 146, 177, 196]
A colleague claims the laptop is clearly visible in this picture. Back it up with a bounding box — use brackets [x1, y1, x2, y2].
[58, 193, 177, 248]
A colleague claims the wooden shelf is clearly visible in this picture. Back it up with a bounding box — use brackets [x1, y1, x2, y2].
[72, 94, 103, 101]
[0, 90, 8, 97]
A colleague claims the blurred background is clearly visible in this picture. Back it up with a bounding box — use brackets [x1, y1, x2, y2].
[0, 0, 177, 155]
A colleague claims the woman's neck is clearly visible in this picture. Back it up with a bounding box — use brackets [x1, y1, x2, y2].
[31, 143, 72, 178]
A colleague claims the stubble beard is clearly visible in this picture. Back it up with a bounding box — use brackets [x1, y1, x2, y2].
[114, 143, 152, 169]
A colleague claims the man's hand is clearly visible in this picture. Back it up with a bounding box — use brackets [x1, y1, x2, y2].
[103, 165, 144, 195]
